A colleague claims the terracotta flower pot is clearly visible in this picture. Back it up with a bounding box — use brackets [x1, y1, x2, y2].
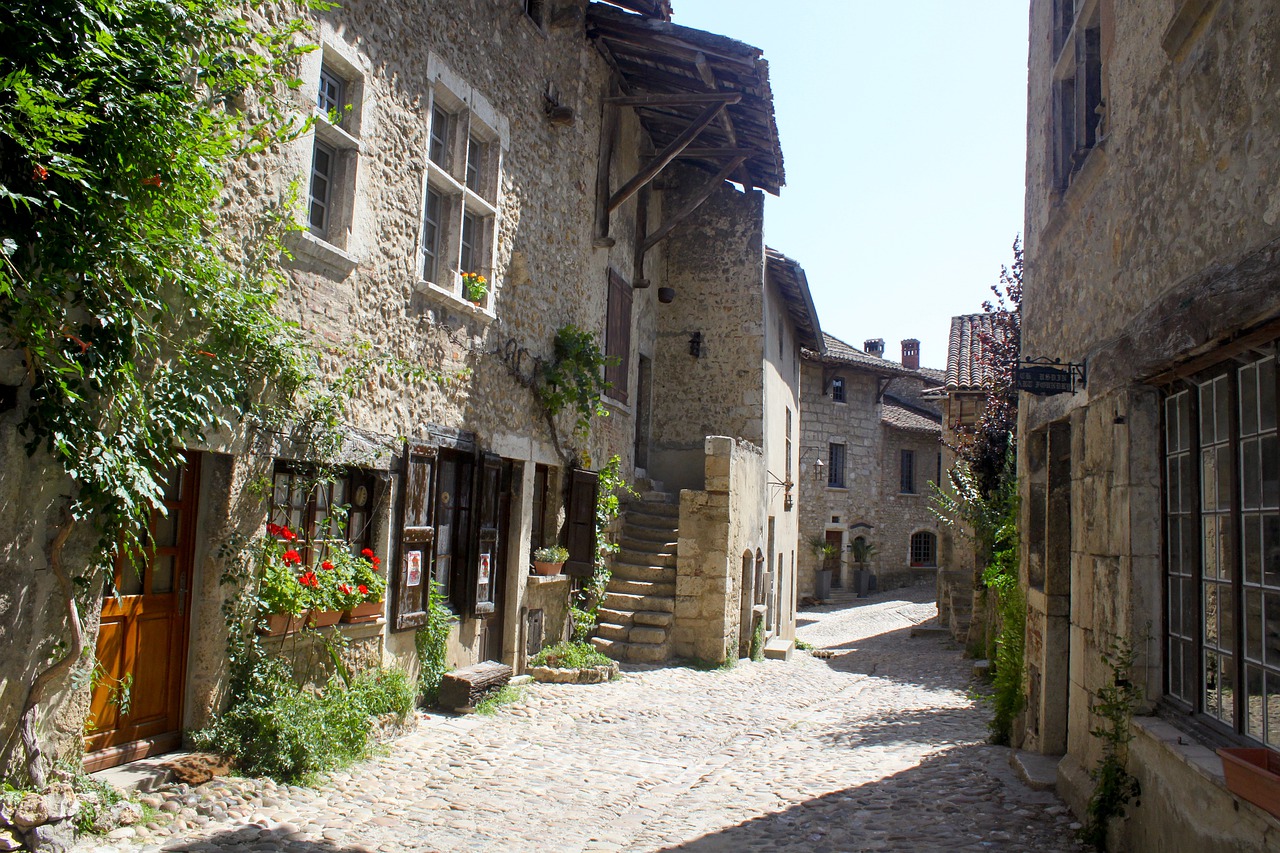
[1219, 747, 1280, 819]
[341, 600, 384, 623]
[533, 560, 564, 577]
[259, 613, 302, 636]
[307, 609, 343, 629]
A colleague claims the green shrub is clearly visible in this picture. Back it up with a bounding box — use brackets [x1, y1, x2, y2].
[192, 660, 413, 783]
[528, 641, 612, 670]
[415, 580, 454, 706]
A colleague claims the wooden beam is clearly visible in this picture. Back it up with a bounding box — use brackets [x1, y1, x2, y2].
[639, 156, 746, 254]
[674, 147, 756, 158]
[605, 92, 740, 107]
[607, 99, 733, 214]
[595, 90, 620, 240]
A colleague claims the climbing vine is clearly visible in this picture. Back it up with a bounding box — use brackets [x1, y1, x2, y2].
[414, 581, 456, 706]
[570, 454, 637, 637]
[0, 0, 328, 786]
[1081, 636, 1143, 851]
[538, 325, 617, 439]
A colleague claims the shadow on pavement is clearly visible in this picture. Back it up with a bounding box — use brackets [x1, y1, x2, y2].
[154, 827, 376, 852]
[653, 744, 1079, 853]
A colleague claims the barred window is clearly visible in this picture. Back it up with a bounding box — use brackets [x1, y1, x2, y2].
[828, 443, 846, 488]
[909, 531, 936, 567]
[1164, 346, 1280, 746]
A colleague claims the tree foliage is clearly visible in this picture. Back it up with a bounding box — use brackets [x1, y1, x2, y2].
[0, 0, 317, 555]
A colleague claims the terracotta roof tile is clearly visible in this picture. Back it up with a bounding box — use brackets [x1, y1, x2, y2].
[946, 313, 1012, 391]
[881, 402, 941, 435]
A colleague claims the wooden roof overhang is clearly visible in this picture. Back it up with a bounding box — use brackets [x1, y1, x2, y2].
[587, 3, 784, 256]
[597, 0, 672, 20]
[765, 248, 823, 353]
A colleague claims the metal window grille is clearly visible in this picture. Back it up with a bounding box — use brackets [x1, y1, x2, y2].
[900, 449, 915, 494]
[828, 443, 845, 488]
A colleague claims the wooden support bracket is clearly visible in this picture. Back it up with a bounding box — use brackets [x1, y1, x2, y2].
[607, 96, 739, 215]
[639, 155, 746, 255]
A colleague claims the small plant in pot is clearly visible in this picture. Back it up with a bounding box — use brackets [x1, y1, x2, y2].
[462, 271, 488, 305]
[258, 533, 307, 636]
[532, 544, 569, 576]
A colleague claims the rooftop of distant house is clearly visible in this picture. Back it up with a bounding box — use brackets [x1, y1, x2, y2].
[946, 313, 1011, 392]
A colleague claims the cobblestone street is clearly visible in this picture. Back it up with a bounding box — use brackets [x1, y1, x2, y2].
[83, 587, 1084, 853]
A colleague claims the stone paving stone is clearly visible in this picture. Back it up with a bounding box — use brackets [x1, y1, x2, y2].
[75, 586, 1083, 853]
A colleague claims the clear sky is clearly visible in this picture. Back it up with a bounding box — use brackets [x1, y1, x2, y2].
[668, 1, 1030, 372]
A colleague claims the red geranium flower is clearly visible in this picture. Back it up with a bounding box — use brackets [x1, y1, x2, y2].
[358, 584, 368, 595]
[371, 556, 381, 568]
[298, 571, 319, 588]
[266, 523, 297, 541]
[338, 584, 352, 595]
[282, 549, 302, 566]
[321, 561, 334, 571]
[32, 165, 48, 182]
[361, 548, 374, 559]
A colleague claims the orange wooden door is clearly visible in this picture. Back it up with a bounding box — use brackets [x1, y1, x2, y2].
[84, 455, 199, 771]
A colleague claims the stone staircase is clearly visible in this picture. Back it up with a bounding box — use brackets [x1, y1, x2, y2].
[592, 484, 679, 664]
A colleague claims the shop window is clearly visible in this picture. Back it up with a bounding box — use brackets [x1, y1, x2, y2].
[1163, 346, 1280, 746]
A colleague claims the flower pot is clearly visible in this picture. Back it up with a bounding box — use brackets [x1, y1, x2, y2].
[307, 609, 343, 629]
[341, 601, 384, 623]
[259, 613, 303, 636]
[1219, 747, 1280, 819]
[533, 560, 564, 576]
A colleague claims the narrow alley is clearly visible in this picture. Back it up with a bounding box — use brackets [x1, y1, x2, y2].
[81, 588, 1083, 853]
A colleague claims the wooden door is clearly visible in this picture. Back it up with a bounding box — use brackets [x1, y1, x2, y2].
[825, 530, 843, 588]
[84, 454, 199, 771]
[474, 456, 513, 661]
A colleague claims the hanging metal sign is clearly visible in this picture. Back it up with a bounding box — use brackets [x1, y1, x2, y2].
[1017, 357, 1086, 396]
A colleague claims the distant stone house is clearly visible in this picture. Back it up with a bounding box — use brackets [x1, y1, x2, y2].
[1019, 1, 1280, 849]
[797, 334, 943, 601]
[0, 0, 804, 777]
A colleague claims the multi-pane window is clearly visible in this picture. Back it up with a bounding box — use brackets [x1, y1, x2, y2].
[828, 443, 846, 488]
[910, 531, 937, 567]
[831, 376, 846, 403]
[1164, 347, 1280, 747]
[317, 66, 344, 118]
[419, 85, 500, 306]
[900, 449, 916, 494]
[270, 464, 377, 560]
[308, 141, 336, 235]
[306, 57, 362, 250]
[1051, 2, 1103, 191]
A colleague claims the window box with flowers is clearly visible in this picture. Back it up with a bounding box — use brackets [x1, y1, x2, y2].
[257, 524, 307, 635]
[339, 548, 388, 623]
[256, 524, 387, 631]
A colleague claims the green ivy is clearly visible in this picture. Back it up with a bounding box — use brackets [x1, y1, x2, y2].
[414, 580, 455, 706]
[538, 325, 617, 438]
[570, 454, 637, 638]
[1081, 637, 1143, 851]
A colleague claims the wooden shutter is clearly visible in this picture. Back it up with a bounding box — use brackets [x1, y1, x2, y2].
[605, 270, 631, 403]
[467, 453, 502, 618]
[564, 468, 599, 577]
[393, 445, 436, 631]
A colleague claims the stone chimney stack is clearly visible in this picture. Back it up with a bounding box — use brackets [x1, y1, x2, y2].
[901, 339, 920, 370]
[864, 338, 885, 358]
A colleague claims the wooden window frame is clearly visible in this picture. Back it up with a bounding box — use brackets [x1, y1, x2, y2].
[900, 449, 916, 494]
[308, 139, 336, 236]
[269, 462, 379, 563]
[317, 65, 344, 118]
[909, 531, 937, 568]
[827, 443, 846, 489]
[605, 269, 632, 403]
[831, 376, 846, 404]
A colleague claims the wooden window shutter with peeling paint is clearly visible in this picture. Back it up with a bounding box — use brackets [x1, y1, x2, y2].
[605, 269, 631, 403]
[467, 453, 502, 617]
[394, 445, 437, 631]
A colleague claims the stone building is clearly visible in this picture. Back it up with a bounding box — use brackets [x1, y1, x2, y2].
[0, 0, 803, 776]
[1019, 1, 1280, 848]
[797, 335, 943, 601]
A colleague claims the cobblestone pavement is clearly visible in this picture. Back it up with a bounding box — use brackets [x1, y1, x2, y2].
[81, 586, 1085, 853]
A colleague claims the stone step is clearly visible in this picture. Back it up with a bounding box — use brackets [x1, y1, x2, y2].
[620, 535, 677, 554]
[616, 549, 676, 570]
[604, 591, 674, 613]
[609, 562, 676, 583]
[596, 622, 630, 642]
[608, 578, 676, 598]
[630, 625, 667, 645]
[597, 607, 635, 627]
[624, 508, 680, 529]
[592, 636, 669, 664]
[638, 491, 678, 506]
[630, 495, 679, 513]
[622, 524, 678, 544]
[632, 610, 674, 628]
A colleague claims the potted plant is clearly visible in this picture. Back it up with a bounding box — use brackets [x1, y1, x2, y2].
[341, 548, 387, 623]
[462, 271, 488, 305]
[807, 536, 840, 600]
[532, 544, 569, 576]
[256, 526, 308, 635]
[849, 538, 877, 598]
[306, 557, 345, 628]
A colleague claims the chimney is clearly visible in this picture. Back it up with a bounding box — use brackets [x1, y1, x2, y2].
[901, 339, 920, 370]
[864, 338, 885, 358]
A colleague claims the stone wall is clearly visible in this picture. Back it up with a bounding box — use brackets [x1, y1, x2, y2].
[1022, 0, 1280, 844]
[651, 170, 766, 493]
[672, 436, 766, 662]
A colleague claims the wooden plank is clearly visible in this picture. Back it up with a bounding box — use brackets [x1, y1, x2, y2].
[607, 98, 735, 213]
[640, 156, 746, 255]
[605, 92, 740, 107]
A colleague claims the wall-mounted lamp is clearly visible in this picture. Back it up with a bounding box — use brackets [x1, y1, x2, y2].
[658, 287, 676, 304]
[544, 84, 574, 126]
[689, 330, 702, 358]
[811, 455, 826, 483]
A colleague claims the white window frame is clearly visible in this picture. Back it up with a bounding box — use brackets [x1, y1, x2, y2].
[416, 71, 503, 311]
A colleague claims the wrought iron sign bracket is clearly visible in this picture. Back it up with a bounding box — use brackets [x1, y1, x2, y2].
[1016, 356, 1087, 396]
